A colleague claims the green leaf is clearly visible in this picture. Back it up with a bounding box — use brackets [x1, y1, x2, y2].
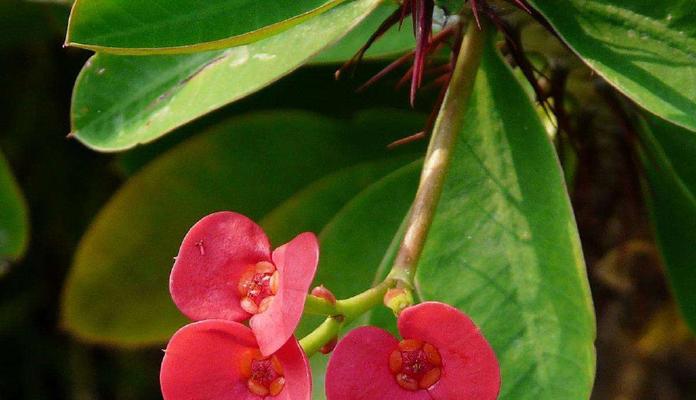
[66, 0, 346, 54]
[528, 0, 696, 132]
[636, 114, 696, 332]
[312, 2, 415, 64]
[0, 150, 29, 263]
[70, 0, 383, 151]
[61, 110, 421, 346]
[415, 39, 596, 399]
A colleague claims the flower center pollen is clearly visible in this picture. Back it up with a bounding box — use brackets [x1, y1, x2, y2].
[238, 261, 279, 314]
[389, 339, 442, 391]
[240, 349, 286, 396]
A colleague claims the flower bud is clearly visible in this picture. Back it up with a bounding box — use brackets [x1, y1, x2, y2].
[311, 285, 337, 305]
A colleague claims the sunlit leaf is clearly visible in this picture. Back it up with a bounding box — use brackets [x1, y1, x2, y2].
[66, 0, 346, 54]
[529, 0, 696, 132]
[70, 0, 383, 151]
[416, 37, 596, 399]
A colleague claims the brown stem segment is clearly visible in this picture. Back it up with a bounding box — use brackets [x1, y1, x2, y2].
[389, 22, 486, 285]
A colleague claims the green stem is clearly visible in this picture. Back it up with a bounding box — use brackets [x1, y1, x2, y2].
[299, 21, 487, 357]
[299, 316, 342, 357]
[300, 280, 394, 356]
[335, 279, 393, 325]
[303, 294, 338, 316]
[389, 22, 486, 286]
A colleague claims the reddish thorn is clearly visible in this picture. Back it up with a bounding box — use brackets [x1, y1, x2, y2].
[396, 66, 415, 89]
[399, 0, 412, 29]
[512, 0, 532, 14]
[356, 51, 415, 92]
[387, 132, 426, 149]
[470, 0, 483, 29]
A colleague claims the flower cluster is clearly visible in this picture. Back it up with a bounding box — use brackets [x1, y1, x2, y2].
[160, 211, 500, 400]
[162, 212, 318, 399]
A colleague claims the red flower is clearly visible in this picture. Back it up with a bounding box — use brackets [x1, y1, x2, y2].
[325, 302, 500, 400]
[160, 320, 311, 399]
[170, 211, 319, 356]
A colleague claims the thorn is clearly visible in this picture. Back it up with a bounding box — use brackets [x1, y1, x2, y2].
[396, 66, 415, 89]
[356, 51, 414, 92]
[511, 0, 532, 14]
[335, 7, 407, 80]
[410, 0, 434, 106]
[387, 131, 426, 149]
[470, 0, 483, 29]
[399, 0, 412, 29]
[66, 132, 75, 139]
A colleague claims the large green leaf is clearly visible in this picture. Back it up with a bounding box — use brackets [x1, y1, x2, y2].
[528, 0, 696, 132]
[61, 110, 422, 346]
[0, 150, 28, 263]
[70, 0, 382, 152]
[415, 39, 596, 399]
[66, 0, 346, 54]
[637, 114, 696, 332]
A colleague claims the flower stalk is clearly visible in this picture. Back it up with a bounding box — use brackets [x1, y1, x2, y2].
[300, 22, 486, 355]
[389, 21, 486, 287]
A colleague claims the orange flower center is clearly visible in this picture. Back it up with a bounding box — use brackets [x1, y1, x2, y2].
[240, 349, 285, 397]
[238, 261, 279, 314]
[389, 339, 442, 391]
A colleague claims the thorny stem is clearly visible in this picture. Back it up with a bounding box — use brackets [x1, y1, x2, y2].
[299, 20, 487, 358]
[389, 22, 486, 287]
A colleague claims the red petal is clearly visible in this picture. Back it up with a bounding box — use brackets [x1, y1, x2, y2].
[271, 336, 313, 400]
[170, 212, 271, 322]
[160, 320, 258, 400]
[325, 327, 431, 400]
[251, 232, 319, 356]
[161, 320, 311, 400]
[398, 302, 501, 400]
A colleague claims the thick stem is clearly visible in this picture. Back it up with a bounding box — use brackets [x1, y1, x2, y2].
[299, 317, 341, 357]
[335, 279, 393, 325]
[303, 294, 338, 316]
[390, 22, 486, 285]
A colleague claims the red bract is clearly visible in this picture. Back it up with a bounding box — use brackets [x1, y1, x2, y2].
[170, 211, 319, 356]
[160, 320, 311, 400]
[325, 302, 500, 400]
